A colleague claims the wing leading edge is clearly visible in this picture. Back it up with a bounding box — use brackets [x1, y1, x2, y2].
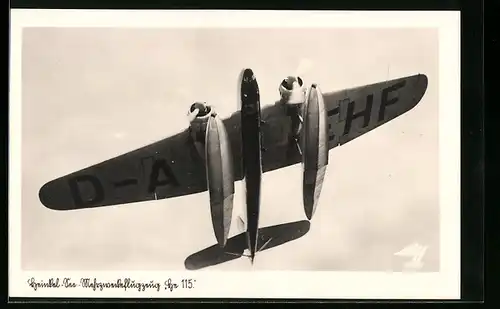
[38, 74, 428, 211]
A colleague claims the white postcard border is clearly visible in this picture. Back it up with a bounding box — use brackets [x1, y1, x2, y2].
[9, 9, 461, 299]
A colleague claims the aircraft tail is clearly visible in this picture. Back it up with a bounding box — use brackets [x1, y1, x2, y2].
[184, 220, 310, 270]
[225, 237, 273, 260]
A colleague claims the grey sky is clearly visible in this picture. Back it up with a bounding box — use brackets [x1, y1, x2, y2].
[21, 27, 439, 271]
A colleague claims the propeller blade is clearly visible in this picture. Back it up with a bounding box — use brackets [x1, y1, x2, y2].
[187, 108, 200, 123]
[294, 58, 314, 78]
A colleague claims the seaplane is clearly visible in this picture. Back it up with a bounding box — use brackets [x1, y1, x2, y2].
[38, 67, 428, 269]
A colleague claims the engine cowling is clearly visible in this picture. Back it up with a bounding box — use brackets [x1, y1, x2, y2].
[204, 112, 235, 248]
[188, 102, 213, 141]
[279, 76, 306, 104]
[187, 102, 214, 159]
[187, 101, 234, 247]
[301, 84, 329, 220]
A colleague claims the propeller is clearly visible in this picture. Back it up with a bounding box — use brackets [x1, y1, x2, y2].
[187, 107, 200, 123]
[280, 58, 314, 92]
[181, 83, 210, 125]
[293, 58, 314, 80]
[171, 86, 200, 125]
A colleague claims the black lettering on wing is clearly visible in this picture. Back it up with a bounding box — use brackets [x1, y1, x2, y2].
[113, 178, 138, 188]
[147, 159, 179, 193]
[327, 79, 407, 143]
[327, 107, 340, 118]
[343, 94, 374, 136]
[327, 106, 340, 143]
[378, 80, 406, 122]
[327, 94, 374, 142]
[68, 175, 105, 207]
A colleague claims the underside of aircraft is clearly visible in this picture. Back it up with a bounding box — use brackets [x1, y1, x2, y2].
[38, 69, 428, 269]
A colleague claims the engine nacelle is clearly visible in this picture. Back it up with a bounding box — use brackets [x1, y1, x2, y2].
[188, 102, 214, 142]
[187, 101, 234, 247]
[279, 76, 306, 104]
[301, 84, 329, 220]
[205, 113, 235, 248]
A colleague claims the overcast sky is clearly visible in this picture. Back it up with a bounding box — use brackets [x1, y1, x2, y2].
[21, 27, 439, 271]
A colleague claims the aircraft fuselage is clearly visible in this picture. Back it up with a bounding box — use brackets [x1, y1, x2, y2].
[239, 69, 262, 264]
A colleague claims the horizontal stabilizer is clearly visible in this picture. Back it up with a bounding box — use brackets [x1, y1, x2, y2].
[184, 220, 311, 270]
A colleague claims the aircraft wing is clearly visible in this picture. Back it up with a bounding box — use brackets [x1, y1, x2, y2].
[323, 74, 428, 148]
[39, 74, 427, 211]
[257, 74, 429, 173]
[39, 130, 209, 210]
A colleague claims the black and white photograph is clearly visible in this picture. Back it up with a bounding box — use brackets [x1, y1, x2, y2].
[9, 10, 461, 299]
